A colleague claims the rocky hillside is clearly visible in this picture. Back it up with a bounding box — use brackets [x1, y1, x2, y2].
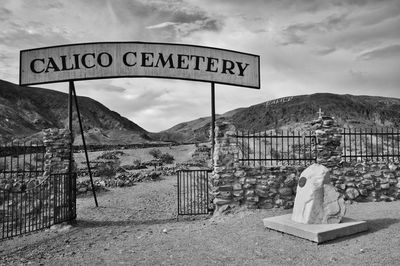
[159, 93, 400, 142]
[0, 79, 149, 144]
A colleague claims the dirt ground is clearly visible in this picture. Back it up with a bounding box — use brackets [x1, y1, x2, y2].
[1, 175, 400, 266]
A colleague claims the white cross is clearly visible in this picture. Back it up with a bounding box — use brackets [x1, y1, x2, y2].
[317, 108, 324, 118]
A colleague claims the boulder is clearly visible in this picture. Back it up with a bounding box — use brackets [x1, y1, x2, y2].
[292, 164, 346, 224]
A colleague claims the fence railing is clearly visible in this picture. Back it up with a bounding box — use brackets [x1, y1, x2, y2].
[1, 141, 46, 180]
[235, 130, 316, 166]
[235, 128, 400, 166]
[0, 173, 76, 240]
[342, 128, 400, 162]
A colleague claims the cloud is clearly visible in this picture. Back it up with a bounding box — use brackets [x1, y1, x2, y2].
[0, 7, 12, 21]
[1, 0, 400, 131]
[146, 22, 178, 29]
[314, 47, 336, 55]
[359, 44, 400, 60]
[279, 13, 349, 46]
[96, 85, 127, 93]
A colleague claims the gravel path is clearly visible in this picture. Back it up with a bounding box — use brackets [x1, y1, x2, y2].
[1, 175, 400, 265]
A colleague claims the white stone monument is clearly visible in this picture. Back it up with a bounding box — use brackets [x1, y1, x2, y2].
[291, 164, 346, 224]
[263, 164, 368, 243]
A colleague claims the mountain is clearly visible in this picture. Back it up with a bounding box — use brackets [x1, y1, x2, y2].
[160, 93, 400, 142]
[0, 79, 150, 144]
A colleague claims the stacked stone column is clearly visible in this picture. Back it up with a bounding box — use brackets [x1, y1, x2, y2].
[43, 128, 73, 178]
[311, 116, 342, 168]
[211, 121, 241, 211]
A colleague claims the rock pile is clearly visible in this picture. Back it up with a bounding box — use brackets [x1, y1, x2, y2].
[76, 171, 162, 195]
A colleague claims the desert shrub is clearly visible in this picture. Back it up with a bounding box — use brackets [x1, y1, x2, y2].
[160, 153, 175, 164]
[149, 148, 162, 159]
[96, 160, 120, 178]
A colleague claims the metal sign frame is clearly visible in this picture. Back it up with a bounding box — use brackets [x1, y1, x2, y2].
[20, 41, 260, 89]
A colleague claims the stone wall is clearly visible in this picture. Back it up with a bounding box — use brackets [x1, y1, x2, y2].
[331, 161, 400, 202]
[211, 121, 304, 210]
[211, 117, 400, 211]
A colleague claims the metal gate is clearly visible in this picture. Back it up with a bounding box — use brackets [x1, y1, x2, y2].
[177, 169, 211, 215]
[1, 173, 76, 240]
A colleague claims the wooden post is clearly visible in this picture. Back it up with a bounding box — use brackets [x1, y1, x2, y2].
[211, 82, 216, 162]
[70, 81, 99, 207]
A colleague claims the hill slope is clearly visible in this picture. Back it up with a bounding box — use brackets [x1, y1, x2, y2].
[0, 79, 149, 144]
[160, 93, 400, 142]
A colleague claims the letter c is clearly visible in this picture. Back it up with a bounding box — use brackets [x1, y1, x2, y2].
[123, 52, 137, 66]
[30, 58, 45, 73]
[81, 53, 96, 69]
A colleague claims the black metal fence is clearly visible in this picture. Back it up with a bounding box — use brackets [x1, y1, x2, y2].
[342, 128, 400, 162]
[0, 173, 76, 240]
[235, 128, 400, 166]
[235, 130, 316, 166]
[1, 141, 46, 180]
[177, 169, 211, 215]
[0, 142, 76, 240]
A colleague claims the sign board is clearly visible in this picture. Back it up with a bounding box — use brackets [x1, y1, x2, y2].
[20, 42, 260, 89]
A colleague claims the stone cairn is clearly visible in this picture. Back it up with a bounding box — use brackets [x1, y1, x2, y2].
[311, 115, 342, 168]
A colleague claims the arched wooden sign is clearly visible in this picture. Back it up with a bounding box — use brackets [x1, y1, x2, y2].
[20, 42, 260, 89]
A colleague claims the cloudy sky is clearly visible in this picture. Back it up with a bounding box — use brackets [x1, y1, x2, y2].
[1, 0, 400, 131]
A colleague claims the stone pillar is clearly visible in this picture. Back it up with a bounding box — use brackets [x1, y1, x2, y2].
[43, 128, 74, 178]
[211, 121, 240, 211]
[311, 116, 342, 168]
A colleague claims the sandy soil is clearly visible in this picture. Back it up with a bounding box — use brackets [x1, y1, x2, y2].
[1, 175, 400, 266]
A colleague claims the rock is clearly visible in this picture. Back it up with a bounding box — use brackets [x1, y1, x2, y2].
[278, 187, 293, 196]
[213, 198, 233, 205]
[359, 189, 368, 196]
[78, 187, 88, 193]
[284, 174, 296, 187]
[381, 183, 390, 189]
[291, 164, 346, 224]
[345, 188, 360, 200]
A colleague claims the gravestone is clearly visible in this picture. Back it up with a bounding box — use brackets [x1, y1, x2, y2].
[263, 163, 368, 243]
[291, 164, 346, 224]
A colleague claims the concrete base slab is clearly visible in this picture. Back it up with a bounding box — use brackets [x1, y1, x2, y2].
[263, 214, 368, 244]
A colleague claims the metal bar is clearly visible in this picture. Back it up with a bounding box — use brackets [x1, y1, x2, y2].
[397, 128, 400, 161]
[177, 171, 180, 215]
[71, 81, 98, 207]
[392, 128, 395, 161]
[211, 82, 216, 163]
[258, 131, 261, 167]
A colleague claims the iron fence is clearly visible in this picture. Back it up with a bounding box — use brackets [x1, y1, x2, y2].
[0, 173, 76, 240]
[1, 141, 46, 180]
[177, 169, 211, 215]
[342, 128, 400, 162]
[0, 141, 76, 240]
[235, 130, 316, 166]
